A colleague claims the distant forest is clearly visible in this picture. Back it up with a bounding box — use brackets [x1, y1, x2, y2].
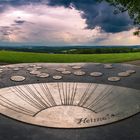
[0, 46, 140, 54]
[64, 47, 140, 54]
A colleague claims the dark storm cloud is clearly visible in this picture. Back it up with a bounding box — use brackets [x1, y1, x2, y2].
[47, 0, 133, 33]
[0, 0, 134, 33]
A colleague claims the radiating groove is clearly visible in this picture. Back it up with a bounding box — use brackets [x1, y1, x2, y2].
[62, 83, 66, 104]
[25, 85, 47, 108]
[78, 83, 92, 106]
[57, 83, 63, 105]
[67, 83, 71, 105]
[0, 82, 120, 117]
[11, 87, 42, 110]
[94, 93, 122, 113]
[70, 83, 78, 105]
[43, 83, 56, 106]
[0, 101, 34, 116]
[87, 86, 111, 109]
[0, 95, 35, 116]
[88, 87, 113, 110]
[13, 86, 44, 110]
[80, 84, 98, 107]
[38, 84, 52, 107]
[32, 84, 49, 108]
[94, 102, 116, 113]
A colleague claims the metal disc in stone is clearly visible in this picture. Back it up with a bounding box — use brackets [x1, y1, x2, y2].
[56, 68, 66, 72]
[61, 71, 71, 75]
[108, 77, 121, 82]
[73, 71, 86, 76]
[30, 71, 41, 75]
[52, 75, 62, 80]
[104, 64, 113, 69]
[36, 73, 50, 78]
[72, 66, 82, 69]
[0, 82, 139, 128]
[10, 76, 25, 82]
[27, 68, 37, 71]
[126, 70, 136, 74]
[13, 68, 20, 71]
[29, 64, 36, 67]
[34, 66, 42, 69]
[90, 72, 103, 77]
[118, 72, 130, 77]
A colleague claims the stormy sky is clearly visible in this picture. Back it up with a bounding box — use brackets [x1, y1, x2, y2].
[0, 0, 140, 46]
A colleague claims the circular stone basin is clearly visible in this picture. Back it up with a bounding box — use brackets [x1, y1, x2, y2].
[0, 82, 139, 128]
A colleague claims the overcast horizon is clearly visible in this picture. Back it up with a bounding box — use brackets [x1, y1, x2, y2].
[0, 0, 140, 46]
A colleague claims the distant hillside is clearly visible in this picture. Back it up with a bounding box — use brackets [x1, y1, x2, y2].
[0, 45, 140, 54]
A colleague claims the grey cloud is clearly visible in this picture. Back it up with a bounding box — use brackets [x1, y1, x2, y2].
[0, 0, 134, 33]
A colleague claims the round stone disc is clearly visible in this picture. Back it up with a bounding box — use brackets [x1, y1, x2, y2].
[10, 76, 25, 82]
[34, 66, 42, 69]
[104, 65, 113, 69]
[90, 72, 103, 77]
[52, 75, 62, 80]
[118, 72, 130, 77]
[61, 71, 71, 75]
[13, 68, 20, 71]
[27, 68, 37, 71]
[126, 70, 136, 74]
[56, 68, 66, 72]
[72, 66, 82, 69]
[36, 73, 50, 78]
[0, 82, 139, 128]
[73, 71, 86, 76]
[108, 77, 121, 82]
[30, 71, 41, 75]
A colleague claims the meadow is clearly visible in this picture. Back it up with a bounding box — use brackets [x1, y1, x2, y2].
[0, 51, 140, 63]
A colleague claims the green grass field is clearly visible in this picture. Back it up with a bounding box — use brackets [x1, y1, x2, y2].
[0, 51, 140, 63]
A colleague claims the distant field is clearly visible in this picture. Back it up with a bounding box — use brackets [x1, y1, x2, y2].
[0, 51, 140, 63]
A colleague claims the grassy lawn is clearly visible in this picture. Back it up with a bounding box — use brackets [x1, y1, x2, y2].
[0, 51, 140, 63]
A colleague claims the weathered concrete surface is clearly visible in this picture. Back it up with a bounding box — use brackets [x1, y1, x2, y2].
[123, 60, 140, 66]
[0, 63, 139, 140]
